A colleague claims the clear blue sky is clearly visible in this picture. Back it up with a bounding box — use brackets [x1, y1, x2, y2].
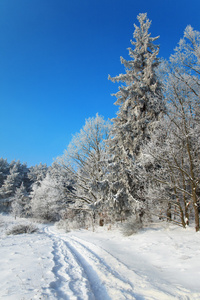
[0, 0, 200, 167]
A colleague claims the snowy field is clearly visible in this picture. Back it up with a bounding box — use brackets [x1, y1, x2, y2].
[0, 214, 200, 300]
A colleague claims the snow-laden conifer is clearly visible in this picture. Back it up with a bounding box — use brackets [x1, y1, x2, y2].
[105, 13, 164, 220]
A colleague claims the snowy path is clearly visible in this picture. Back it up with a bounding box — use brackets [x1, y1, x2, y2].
[43, 226, 192, 300]
[44, 226, 137, 299]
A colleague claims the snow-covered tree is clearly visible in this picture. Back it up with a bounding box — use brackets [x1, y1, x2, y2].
[30, 161, 73, 221]
[170, 25, 200, 85]
[0, 160, 32, 212]
[142, 25, 200, 231]
[58, 113, 112, 227]
[104, 13, 164, 220]
[11, 182, 30, 218]
[0, 159, 48, 214]
[30, 174, 65, 221]
[28, 163, 48, 187]
[0, 158, 9, 188]
[0, 164, 20, 200]
[108, 13, 164, 157]
[17, 161, 31, 192]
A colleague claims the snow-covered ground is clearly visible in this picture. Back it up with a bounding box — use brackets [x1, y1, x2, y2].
[0, 214, 200, 300]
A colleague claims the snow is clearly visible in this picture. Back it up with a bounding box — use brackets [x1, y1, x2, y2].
[0, 214, 200, 300]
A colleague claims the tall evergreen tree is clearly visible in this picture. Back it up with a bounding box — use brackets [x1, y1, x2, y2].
[106, 13, 164, 220]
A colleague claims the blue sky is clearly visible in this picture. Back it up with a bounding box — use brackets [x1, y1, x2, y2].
[0, 0, 200, 167]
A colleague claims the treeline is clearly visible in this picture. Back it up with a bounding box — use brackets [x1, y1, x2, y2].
[0, 159, 48, 214]
[1, 13, 200, 231]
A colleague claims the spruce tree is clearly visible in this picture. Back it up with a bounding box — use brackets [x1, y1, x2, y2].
[106, 13, 164, 220]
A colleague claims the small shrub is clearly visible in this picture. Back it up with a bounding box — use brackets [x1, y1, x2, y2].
[6, 223, 38, 235]
[121, 217, 143, 236]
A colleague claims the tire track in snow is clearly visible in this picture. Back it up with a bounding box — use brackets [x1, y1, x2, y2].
[63, 237, 139, 300]
[44, 227, 111, 300]
[44, 228, 96, 299]
[46, 227, 139, 300]
[45, 226, 187, 300]
[61, 239, 114, 300]
[70, 236, 194, 300]
[49, 239, 71, 300]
